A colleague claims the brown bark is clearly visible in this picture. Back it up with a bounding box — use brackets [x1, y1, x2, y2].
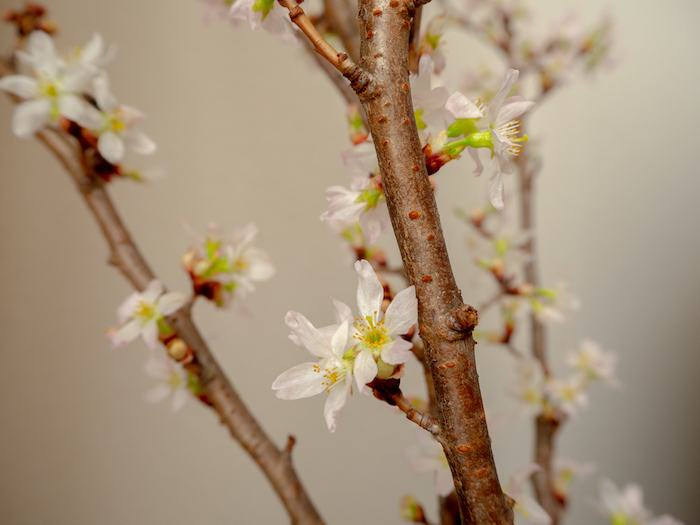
[353, 1, 513, 522]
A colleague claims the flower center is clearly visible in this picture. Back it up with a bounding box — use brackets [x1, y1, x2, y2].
[353, 315, 390, 355]
[355, 187, 384, 211]
[313, 363, 347, 393]
[168, 369, 184, 390]
[134, 300, 156, 320]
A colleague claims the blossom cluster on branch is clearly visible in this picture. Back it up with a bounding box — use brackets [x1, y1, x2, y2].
[0, 2, 687, 525]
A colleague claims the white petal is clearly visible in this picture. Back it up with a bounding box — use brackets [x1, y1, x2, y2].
[413, 85, 449, 113]
[323, 374, 351, 432]
[354, 259, 384, 320]
[144, 383, 171, 404]
[98, 131, 125, 163]
[141, 279, 164, 302]
[358, 205, 385, 245]
[381, 337, 414, 366]
[261, 6, 297, 43]
[11, 98, 51, 138]
[62, 64, 96, 92]
[353, 348, 378, 393]
[80, 33, 104, 65]
[332, 298, 353, 325]
[244, 249, 275, 281]
[171, 388, 188, 412]
[272, 362, 328, 399]
[229, 0, 260, 29]
[383, 285, 417, 336]
[58, 94, 101, 128]
[468, 147, 484, 176]
[496, 97, 536, 127]
[516, 495, 552, 525]
[0, 75, 38, 98]
[123, 128, 156, 155]
[486, 156, 504, 211]
[435, 468, 455, 497]
[330, 321, 349, 360]
[285, 311, 333, 358]
[26, 31, 61, 77]
[158, 292, 187, 315]
[110, 319, 141, 348]
[489, 69, 520, 123]
[93, 73, 118, 112]
[445, 91, 484, 119]
[341, 141, 378, 173]
[142, 320, 160, 350]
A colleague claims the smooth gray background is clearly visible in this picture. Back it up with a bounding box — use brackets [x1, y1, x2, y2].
[1, 0, 698, 524]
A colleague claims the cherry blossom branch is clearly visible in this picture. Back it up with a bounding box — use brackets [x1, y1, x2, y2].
[321, 0, 360, 62]
[353, 0, 512, 521]
[278, 0, 377, 100]
[516, 144, 563, 524]
[370, 378, 441, 436]
[0, 56, 324, 525]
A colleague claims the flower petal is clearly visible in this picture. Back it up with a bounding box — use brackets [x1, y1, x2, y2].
[323, 373, 351, 432]
[354, 259, 384, 320]
[489, 69, 520, 123]
[380, 337, 414, 365]
[272, 362, 328, 399]
[109, 319, 141, 348]
[495, 97, 536, 127]
[144, 383, 171, 404]
[98, 131, 125, 164]
[332, 298, 353, 325]
[285, 311, 333, 358]
[486, 155, 504, 211]
[123, 128, 156, 155]
[330, 320, 349, 360]
[0, 75, 38, 98]
[158, 292, 187, 315]
[468, 147, 484, 176]
[11, 98, 51, 138]
[383, 285, 417, 336]
[341, 141, 378, 173]
[446, 91, 484, 119]
[58, 94, 102, 128]
[142, 319, 159, 350]
[353, 348, 378, 393]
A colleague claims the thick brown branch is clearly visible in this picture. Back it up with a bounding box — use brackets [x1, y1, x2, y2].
[355, 1, 512, 522]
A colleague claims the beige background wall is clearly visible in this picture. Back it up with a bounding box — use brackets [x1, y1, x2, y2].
[1, 0, 699, 523]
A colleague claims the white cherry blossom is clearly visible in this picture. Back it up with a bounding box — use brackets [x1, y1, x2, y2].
[596, 478, 686, 525]
[183, 222, 275, 308]
[83, 73, 156, 164]
[348, 260, 417, 392]
[229, 0, 297, 43]
[320, 175, 390, 246]
[447, 70, 536, 210]
[272, 315, 353, 432]
[0, 31, 98, 137]
[143, 350, 190, 412]
[107, 279, 187, 350]
[567, 339, 620, 386]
